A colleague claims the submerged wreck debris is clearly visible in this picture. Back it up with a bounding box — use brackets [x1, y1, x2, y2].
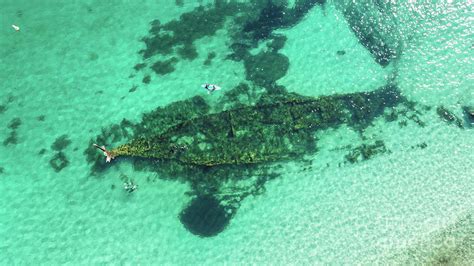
[411, 142, 427, 150]
[344, 140, 388, 163]
[107, 85, 402, 166]
[51, 135, 71, 151]
[84, 96, 210, 174]
[218, 83, 262, 109]
[50, 152, 69, 172]
[382, 100, 427, 128]
[436, 106, 463, 129]
[90, 84, 404, 236]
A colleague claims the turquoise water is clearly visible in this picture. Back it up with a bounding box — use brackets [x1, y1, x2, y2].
[1, 0, 473, 264]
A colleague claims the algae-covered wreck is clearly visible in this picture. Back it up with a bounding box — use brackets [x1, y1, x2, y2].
[90, 84, 403, 237]
[99, 85, 401, 166]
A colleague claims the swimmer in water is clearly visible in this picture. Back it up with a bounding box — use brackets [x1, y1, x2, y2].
[12, 24, 20, 32]
[93, 144, 114, 163]
[201, 83, 221, 94]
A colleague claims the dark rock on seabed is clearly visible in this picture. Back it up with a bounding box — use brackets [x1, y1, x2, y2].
[436, 106, 463, 128]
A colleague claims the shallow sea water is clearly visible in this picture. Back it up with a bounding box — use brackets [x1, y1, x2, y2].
[0, 0, 473, 264]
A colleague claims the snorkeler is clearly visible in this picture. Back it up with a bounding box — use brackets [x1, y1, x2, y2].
[93, 144, 115, 163]
[123, 180, 138, 193]
[201, 83, 221, 94]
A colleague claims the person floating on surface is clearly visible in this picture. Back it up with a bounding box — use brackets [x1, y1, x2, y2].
[201, 83, 221, 94]
[93, 144, 115, 163]
[12, 24, 20, 32]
